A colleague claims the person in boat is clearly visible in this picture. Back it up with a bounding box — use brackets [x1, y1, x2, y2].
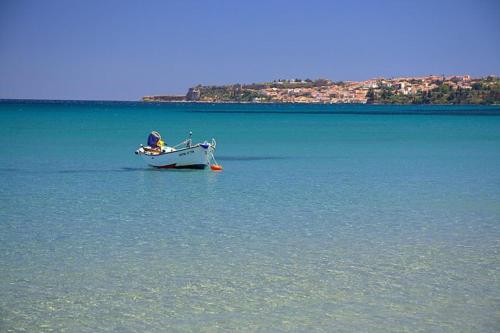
[146, 131, 165, 152]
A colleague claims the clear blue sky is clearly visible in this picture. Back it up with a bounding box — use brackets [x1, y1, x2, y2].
[0, 0, 499, 100]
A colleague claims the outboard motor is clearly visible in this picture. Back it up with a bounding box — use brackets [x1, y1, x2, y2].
[147, 131, 161, 147]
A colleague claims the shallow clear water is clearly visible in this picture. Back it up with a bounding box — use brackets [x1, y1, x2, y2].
[1, 101, 499, 332]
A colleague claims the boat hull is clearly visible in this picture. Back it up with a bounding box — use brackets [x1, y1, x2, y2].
[139, 144, 212, 169]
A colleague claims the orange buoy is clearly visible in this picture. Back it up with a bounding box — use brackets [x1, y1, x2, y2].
[210, 164, 223, 171]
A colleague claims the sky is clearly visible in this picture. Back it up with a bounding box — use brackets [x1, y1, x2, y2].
[0, 0, 499, 100]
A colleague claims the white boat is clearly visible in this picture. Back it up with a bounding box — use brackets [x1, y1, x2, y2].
[135, 132, 218, 169]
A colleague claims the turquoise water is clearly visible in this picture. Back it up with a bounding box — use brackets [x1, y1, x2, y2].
[1, 101, 499, 332]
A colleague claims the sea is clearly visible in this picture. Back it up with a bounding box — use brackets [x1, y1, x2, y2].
[0, 100, 499, 332]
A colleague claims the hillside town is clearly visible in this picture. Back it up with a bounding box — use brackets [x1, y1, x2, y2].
[143, 75, 500, 104]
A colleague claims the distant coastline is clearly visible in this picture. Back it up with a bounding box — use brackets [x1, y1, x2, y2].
[143, 75, 500, 105]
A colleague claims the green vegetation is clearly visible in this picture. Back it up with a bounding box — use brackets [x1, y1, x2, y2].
[197, 85, 273, 102]
[196, 79, 334, 102]
[368, 77, 500, 105]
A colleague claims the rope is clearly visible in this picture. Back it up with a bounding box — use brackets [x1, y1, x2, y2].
[209, 150, 219, 166]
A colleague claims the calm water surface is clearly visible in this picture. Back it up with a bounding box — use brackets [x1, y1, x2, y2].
[1, 101, 499, 332]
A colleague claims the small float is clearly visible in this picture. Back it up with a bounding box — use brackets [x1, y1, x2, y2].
[135, 131, 222, 170]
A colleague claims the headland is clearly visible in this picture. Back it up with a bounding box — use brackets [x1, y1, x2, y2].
[143, 75, 500, 104]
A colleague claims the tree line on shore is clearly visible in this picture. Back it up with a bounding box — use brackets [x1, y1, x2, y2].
[366, 77, 500, 105]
